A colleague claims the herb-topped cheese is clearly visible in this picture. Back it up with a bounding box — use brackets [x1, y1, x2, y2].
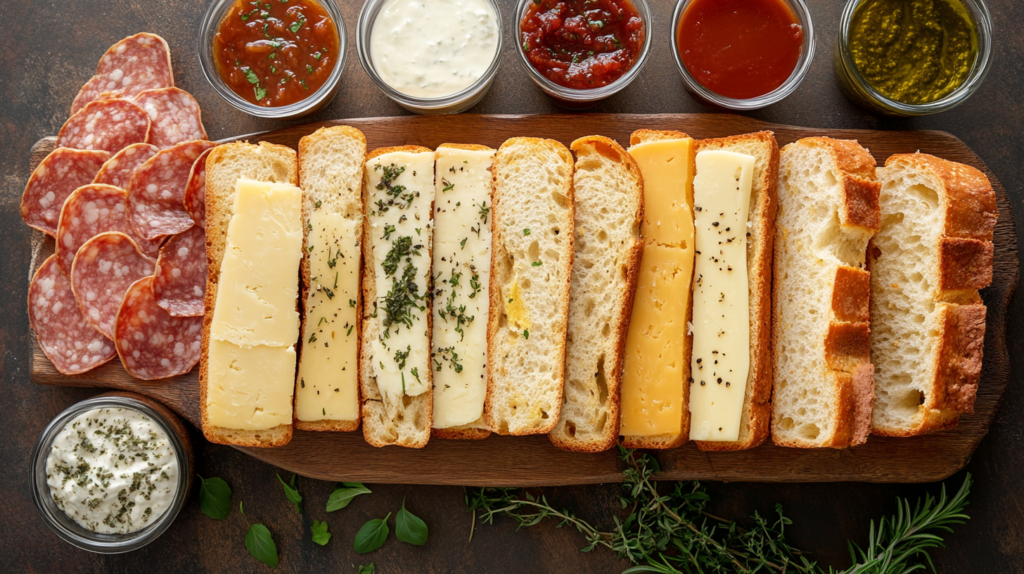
[45, 407, 178, 534]
[366, 150, 435, 397]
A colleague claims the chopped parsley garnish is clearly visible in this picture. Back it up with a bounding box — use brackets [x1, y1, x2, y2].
[290, 18, 305, 33]
[477, 201, 490, 223]
[523, 329, 530, 339]
[442, 178, 455, 192]
[381, 262, 424, 334]
[382, 236, 418, 276]
[254, 86, 267, 101]
[532, 261, 543, 266]
[349, 299, 357, 308]
[460, 237, 468, 250]
[523, 228, 531, 236]
[306, 64, 314, 74]
[383, 224, 396, 240]
[394, 346, 411, 370]
[244, 69, 260, 85]
[313, 51, 322, 60]
[301, 80, 308, 90]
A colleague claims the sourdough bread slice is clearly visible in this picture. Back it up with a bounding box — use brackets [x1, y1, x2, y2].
[484, 137, 575, 435]
[201, 142, 299, 448]
[294, 126, 367, 432]
[692, 132, 778, 452]
[549, 136, 643, 452]
[869, 153, 995, 436]
[771, 137, 880, 448]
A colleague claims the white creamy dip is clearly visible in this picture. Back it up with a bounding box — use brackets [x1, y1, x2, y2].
[46, 407, 179, 534]
[370, 0, 499, 98]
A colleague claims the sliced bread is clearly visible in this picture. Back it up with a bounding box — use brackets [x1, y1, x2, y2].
[484, 137, 575, 435]
[771, 137, 880, 448]
[869, 153, 996, 436]
[549, 136, 643, 452]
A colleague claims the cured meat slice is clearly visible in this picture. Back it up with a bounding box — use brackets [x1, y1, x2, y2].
[70, 232, 156, 339]
[57, 99, 151, 154]
[133, 88, 208, 149]
[115, 276, 202, 380]
[29, 255, 116, 375]
[183, 148, 212, 228]
[55, 184, 162, 275]
[93, 143, 159, 188]
[127, 140, 217, 240]
[70, 33, 173, 114]
[153, 226, 206, 317]
[21, 148, 109, 237]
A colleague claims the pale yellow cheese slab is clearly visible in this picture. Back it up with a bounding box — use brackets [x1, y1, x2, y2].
[206, 337, 298, 431]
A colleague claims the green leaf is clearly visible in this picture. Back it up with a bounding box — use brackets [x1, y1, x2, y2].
[239, 501, 245, 516]
[327, 482, 372, 512]
[244, 68, 260, 85]
[396, 498, 428, 545]
[245, 523, 279, 568]
[197, 475, 232, 520]
[254, 86, 267, 101]
[354, 513, 390, 554]
[357, 565, 375, 574]
[311, 519, 331, 546]
[277, 473, 303, 514]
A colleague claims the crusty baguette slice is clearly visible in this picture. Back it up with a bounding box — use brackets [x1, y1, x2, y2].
[619, 129, 696, 450]
[692, 131, 778, 452]
[201, 141, 299, 448]
[294, 126, 366, 432]
[549, 136, 642, 452]
[771, 137, 880, 448]
[484, 137, 575, 435]
[869, 153, 996, 436]
[360, 146, 435, 448]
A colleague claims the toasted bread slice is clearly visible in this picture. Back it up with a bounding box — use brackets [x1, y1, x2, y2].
[691, 131, 778, 452]
[771, 137, 881, 448]
[549, 136, 643, 452]
[619, 129, 696, 450]
[484, 137, 575, 435]
[294, 126, 367, 432]
[201, 142, 300, 448]
[360, 146, 436, 448]
[869, 153, 995, 436]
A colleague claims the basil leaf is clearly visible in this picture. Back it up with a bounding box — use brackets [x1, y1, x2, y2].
[197, 475, 232, 520]
[244, 68, 260, 85]
[395, 498, 428, 546]
[310, 519, 331, 546]
[353, 513, 390, 554]
[245, 523, 279, 568]
[254, 86, 267, 101]
[326, 482, 371, 512]
[277, 473, 303, 514]
[358, 565, 375, 574]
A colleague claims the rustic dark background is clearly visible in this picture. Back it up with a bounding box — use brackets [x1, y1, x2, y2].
[2, 0, 1022, 572]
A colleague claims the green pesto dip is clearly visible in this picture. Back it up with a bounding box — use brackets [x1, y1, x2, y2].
[849, 0, 977, 104]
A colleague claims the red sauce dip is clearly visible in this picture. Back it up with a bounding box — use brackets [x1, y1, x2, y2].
[213, 0, 340, 107]
[520, 0, 645, 90]
[677, 0, 804, 100]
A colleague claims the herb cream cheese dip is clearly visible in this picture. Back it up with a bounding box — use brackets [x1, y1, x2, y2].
[369, 0, 499, 98]
[45, 407, 178, 534]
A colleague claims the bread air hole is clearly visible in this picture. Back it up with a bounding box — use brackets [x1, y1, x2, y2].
[596, 412, 607, 433]
[552, 191, 569, 210]
[595, 354, 608, 404]
[894, 389, 925, 417]
[567, 421, 577, 437]
[907, 184, 939, 210]
[797, 423, 821, 440]
[528, 240, 539, 261]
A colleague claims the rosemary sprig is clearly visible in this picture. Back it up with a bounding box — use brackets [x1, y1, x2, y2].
[466, 448, 972, 574]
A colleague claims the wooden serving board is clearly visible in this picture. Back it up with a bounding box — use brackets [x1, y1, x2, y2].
[29, 114, 1018, 485]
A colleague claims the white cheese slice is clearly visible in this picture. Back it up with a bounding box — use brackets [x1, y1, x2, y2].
[688, 151, 754, 442]
[431, 146, 494, 429]
[206, 339, 297, 430]
[366, 151, 435, 398]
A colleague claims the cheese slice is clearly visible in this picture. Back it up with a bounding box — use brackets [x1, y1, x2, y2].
[366, 151, 435, 398]
[620, 138, 696, 436]
[295, 213, 361, 422]
[688, 150, 754, 442]
[431, 146, 495, 430]
[206, 340, 297, 430]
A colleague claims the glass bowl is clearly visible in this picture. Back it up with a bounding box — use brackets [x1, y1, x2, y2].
[31, 393, 194, 554]
[356, 0, 503, 115]
[198, 0, 347, 119]
[670, 0, 814, 110]
[514, 0, 652, 109]
[834, 0, 993, 116]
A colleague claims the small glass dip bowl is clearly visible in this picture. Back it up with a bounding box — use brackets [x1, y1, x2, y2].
[198, 0, 348, 120]
[31, 393, 193, 554]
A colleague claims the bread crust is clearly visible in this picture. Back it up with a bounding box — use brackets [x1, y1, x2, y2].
[549, 136, 643, 453]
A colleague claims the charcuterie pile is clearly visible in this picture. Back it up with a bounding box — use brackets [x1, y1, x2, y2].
[24, 33, 214, 380]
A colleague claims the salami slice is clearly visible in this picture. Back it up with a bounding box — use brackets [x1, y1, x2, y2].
[29, 255, 117, 375]
[133, 88, 208, 149]
[57, 99, 151, 154]
[93, 143, 159, 188]
[115, 276, 202, 380]
[70, 232, 156, 339]
[183, 148, 212, 228]
[70, 33, 174, 114]
[21, 148, 110, 237]
[153, 226, 206, 317]
[55, 184, 162, 275]
[127, 140, 217, 240]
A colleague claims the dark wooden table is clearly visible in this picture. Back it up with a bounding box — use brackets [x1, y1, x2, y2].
[2, 1, 1022, 572]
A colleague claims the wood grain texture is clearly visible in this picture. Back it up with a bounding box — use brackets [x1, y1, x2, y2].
[29, 114, 1019, 485]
